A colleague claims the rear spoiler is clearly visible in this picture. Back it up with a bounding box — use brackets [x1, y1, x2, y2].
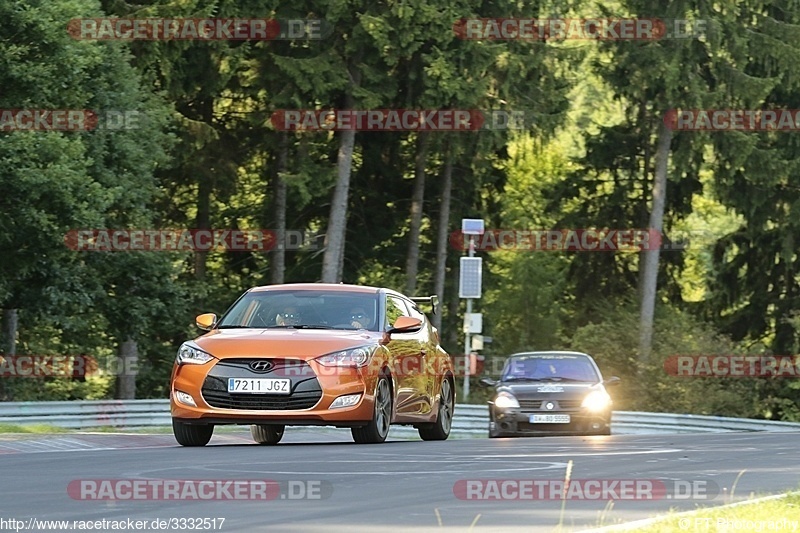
[410, 295, 439, 315]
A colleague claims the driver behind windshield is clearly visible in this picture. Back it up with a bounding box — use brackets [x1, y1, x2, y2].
[505, 359, 560, 380]
[532, 361, 559, 379]
[275, 306, 302, 326]
[503, 357, 595, 381]
[349, 306, 373, 329]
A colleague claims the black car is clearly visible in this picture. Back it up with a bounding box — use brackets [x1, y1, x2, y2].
[479, 351, 620, 437]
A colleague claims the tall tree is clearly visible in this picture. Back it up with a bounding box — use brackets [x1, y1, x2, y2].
[270, 132, 289, 284]
[549, 0, 749, 362]
[433, 143, 454, 331]
[0, 0, 177, 399]
[639, 122, 673, 361]
[706, 1, 800, 363]
[405, 133, 430, 294]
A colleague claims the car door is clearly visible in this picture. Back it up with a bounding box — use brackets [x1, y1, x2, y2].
[405, 300, 437, 414]
[384, 295, 428, 420]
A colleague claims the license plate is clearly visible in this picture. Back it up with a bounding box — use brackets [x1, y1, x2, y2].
[530, 414, 571, 424]
[227, 378, 291, 394]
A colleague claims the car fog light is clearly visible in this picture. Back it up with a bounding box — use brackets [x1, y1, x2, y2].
[330, 394, 361, 409]
[175, 390, 197, 407]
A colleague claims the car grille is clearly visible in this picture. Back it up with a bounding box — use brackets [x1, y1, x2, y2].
[200, 358, 322, 411]
[202, 388, 322, 410]
[518, 399, 582, 410]
[212, 358, 314, 376]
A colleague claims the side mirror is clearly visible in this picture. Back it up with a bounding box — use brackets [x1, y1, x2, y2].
[479, 377, 497, 387]
[604, 376, 621, 387]
[195, 313, 217, 331]
[388, 316, 422, 333]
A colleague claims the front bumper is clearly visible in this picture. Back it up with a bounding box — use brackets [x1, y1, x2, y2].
[170, 358, 379, 426]
[489, 406, 610, 436]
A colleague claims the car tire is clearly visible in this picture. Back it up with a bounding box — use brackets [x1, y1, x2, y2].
[418, 379, 454, 441]
[352, 375, 392, 444]
[250, 424, 285, 445]
[172, 419, 213, 447]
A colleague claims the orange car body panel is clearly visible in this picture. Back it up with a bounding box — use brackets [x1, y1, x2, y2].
[169, 283, 454, 429]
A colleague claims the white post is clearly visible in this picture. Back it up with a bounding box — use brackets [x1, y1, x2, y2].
[462, 234, 475, 400]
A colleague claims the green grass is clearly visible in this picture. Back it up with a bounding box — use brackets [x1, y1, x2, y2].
[621, 491, 800, 532]
[0, 423, 69, 434]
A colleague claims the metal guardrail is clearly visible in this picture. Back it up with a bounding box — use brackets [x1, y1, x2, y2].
[0, 400, 171, 429]
[1, 400, 799, 435]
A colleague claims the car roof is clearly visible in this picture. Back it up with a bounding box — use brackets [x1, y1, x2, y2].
[248, 283, 384, 295]
[508, 351, 593, 359]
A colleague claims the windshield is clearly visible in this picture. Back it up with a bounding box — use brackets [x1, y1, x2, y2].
[501, 355, 600, 383]
[216, 290, 381, 331]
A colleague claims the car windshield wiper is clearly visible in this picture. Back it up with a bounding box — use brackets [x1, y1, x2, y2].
[501, 376, 542, 382]
[217, 325, 253, 329]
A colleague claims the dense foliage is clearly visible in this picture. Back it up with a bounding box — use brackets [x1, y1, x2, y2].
[1, 0, 799, 418]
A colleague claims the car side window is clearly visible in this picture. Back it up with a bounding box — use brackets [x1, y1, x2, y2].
[405, 301, 425, 323]
[385, 296, 408, 330]
[405, 301, 429, 334]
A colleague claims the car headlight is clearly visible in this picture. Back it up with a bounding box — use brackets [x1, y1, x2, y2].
[493, 391, 520, 409]
[315, 345, 377, 367]
[582, 390, 612, 412]
[176, 343, 216, 365]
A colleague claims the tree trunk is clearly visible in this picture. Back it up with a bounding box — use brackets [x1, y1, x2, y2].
[0, 309, 18, 400]
[405, 133, 430, 295]
[194, 177, 211, 280]
[114, 337, 138, 400]
[446, 262, 461, 350]
[433, 146, 453, 331]
[637, 102, 651, 302]
[639, 121, 673, 363]
[321, 91, 357, 283]
[193, 98, 215, 281]
[270, 132, 289, 284]
[1, 309, 18, 356]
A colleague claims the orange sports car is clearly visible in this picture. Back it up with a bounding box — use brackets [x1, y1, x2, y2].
[170, 283, 455, 446]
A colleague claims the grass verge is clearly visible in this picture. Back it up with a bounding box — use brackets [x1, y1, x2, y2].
[0, 423, 68, 434]
[597, 491, 800, 532]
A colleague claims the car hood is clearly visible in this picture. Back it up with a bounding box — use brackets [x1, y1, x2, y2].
[497, 382, 601, 398]
[192, 328, 382, 359]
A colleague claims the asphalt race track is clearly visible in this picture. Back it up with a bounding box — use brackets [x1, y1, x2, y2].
[2, 429, 799, 532]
